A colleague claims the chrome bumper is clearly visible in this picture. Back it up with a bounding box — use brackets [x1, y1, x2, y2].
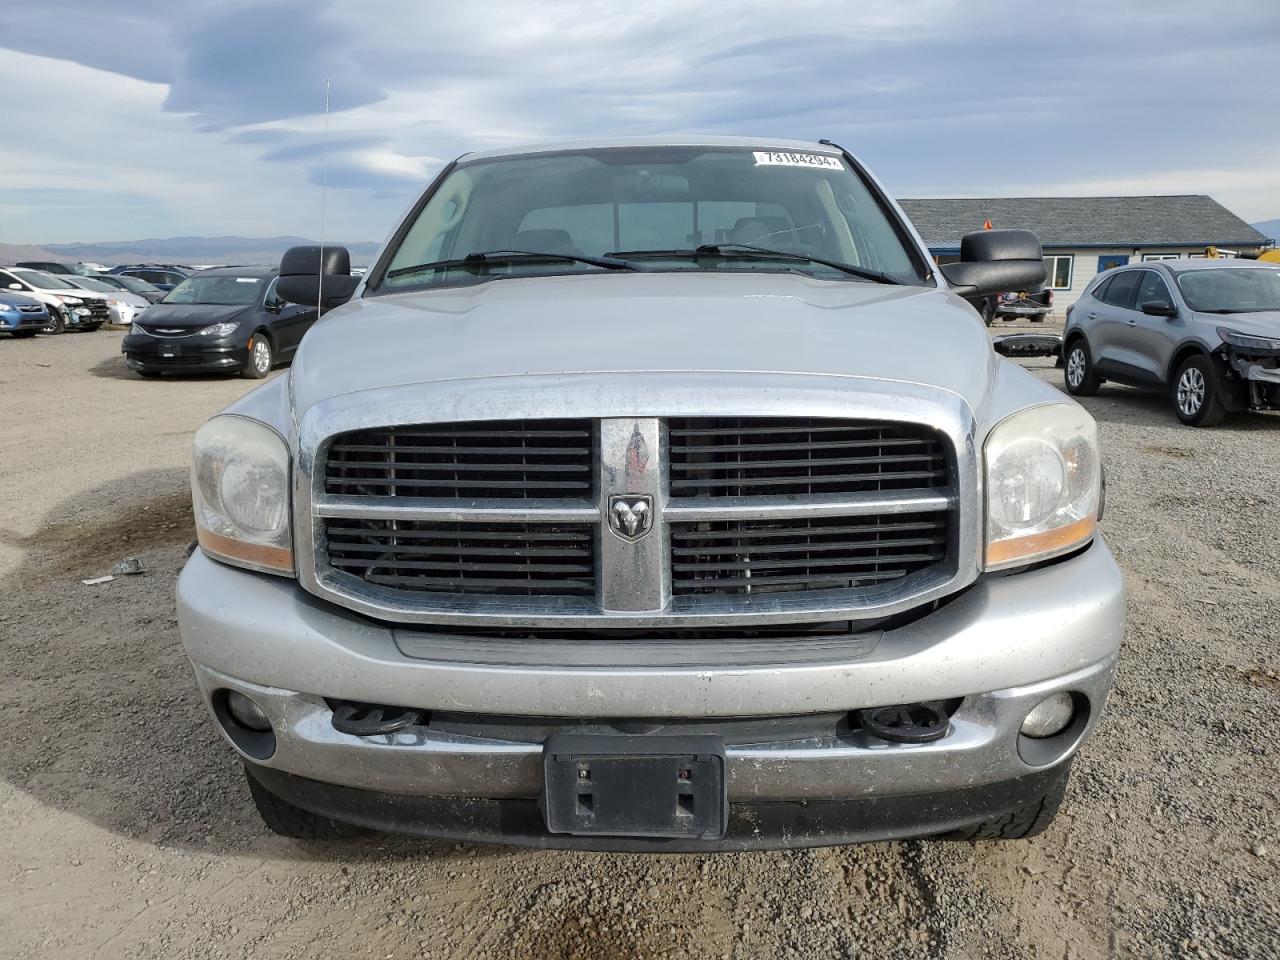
[178, 540, 1123, 802]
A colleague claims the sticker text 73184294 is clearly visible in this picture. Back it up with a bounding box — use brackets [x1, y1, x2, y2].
[753, 151, 843, 170]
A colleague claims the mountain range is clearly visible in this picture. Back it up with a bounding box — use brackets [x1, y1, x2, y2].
[1251, 219, 1280, 243]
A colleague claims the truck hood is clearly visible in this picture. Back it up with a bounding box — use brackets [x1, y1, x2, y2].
[291, 272, 996, 415]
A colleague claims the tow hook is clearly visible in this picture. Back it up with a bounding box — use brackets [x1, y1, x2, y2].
[858, 701, 950, 743]
[331, 701, 427, 736]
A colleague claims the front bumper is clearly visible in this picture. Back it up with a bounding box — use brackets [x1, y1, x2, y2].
[179, 540, 1123, 845]
[1, 311, 47, 330]
[122, 333, 245, 372]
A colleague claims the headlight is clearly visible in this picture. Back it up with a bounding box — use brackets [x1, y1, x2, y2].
[1217, 327, 1280, 351]
[984, 403, 1100, 570]
[198, 321, 240, 337]
[73, 307, 92, 316]
[192, 416, 293, 575]
[0, 302, 12, 311]
[58, 295, 83, 304]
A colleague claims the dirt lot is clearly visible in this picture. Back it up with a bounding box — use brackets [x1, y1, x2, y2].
[1, 328, 1277, 959]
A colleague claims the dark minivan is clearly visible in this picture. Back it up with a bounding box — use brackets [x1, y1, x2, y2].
[121, 267, 318, 378]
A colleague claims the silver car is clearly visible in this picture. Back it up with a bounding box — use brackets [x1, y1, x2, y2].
[1063, 258, 1280, 426]
[177, 137, 1123, 850]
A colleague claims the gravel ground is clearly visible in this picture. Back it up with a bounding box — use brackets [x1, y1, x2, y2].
[0, 327, 1277, 959]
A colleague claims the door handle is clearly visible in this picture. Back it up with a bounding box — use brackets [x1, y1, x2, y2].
[1087, 313, 1096, 320]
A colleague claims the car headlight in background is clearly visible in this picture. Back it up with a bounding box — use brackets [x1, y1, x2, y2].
[58, 295, 83, 304]
[197, 321, 241, 337]
[192, 416, 293, 576]
[1217, 327, 1280, 351]
[984, 403, 1100, 570]
[0, 302, 12, 311]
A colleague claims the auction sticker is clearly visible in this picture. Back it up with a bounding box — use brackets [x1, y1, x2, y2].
[753, 151, 842, 170]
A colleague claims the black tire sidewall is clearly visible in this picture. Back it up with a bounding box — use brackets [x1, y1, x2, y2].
[1063, 339, 1098, 396]
[1172, 355, 1225, 426]
[243, 333, 273, 379]
[43, 307, 65, 335]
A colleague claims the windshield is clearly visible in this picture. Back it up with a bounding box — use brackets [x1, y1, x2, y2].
[111, 275, 161, 295]
[1177, 268, 1280, 313]
[376, 146, 925, 292]
[163, 275, 266, 305]
[68, 277, 117, 293]
[13, 269, 75, 290]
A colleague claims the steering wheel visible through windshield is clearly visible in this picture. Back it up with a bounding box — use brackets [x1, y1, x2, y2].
[374, 146, 927, 292]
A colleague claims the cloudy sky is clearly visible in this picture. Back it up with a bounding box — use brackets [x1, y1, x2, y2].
[2, 0, 1278, 243]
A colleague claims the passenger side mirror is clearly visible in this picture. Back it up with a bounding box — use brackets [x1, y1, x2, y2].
[276, 245, 360, 310]
[939, 229, 1047, 298]
[7, 283, 21, 290]
[1140, 299, 1177, 318]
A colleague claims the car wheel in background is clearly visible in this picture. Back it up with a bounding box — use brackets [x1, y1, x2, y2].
[1063, 339, 1101, 397]
[242, 333, 274, 379]
[1172, 354, 1226, 427]
[41, 307, 65, 335]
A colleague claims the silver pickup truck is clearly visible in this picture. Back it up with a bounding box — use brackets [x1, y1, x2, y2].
[178, 137, 1123, 850]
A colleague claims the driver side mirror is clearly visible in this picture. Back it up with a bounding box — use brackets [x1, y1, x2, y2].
[7, 283, 21, 290]
[1140, 299, 1177, 318]
[939, 229, 1047, 298]
[276, 245, 360, 310]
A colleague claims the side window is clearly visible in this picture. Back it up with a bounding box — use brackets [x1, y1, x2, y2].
[1135, 270, 1172, 307]
[262, 278, 284, 309]
[1101, 270, 1140, 309]
[1091, 275, 1113, 301]
[1043, 255, 1073, 290]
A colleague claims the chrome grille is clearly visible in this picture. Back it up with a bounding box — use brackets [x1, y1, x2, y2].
[325, 420, 593, 499]
[309, 412, 965, 626]
[325, 520, 597, 596]
[670, 512, 949, 596]
[668, 417, 948, 497]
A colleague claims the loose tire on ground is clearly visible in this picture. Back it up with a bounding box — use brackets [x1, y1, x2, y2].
[938, 762, 1070, 841]
[1172, 354, 1227, 427]
[244, 765, 371, 840]
[1063, 338, 1102, 396]
[242, 333, 274, 379]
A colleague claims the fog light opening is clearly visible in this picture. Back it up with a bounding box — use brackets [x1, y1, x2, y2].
[226, 690, 272, 732]
[212, 689, 277, 760]
[1020, 691, 1076, 739]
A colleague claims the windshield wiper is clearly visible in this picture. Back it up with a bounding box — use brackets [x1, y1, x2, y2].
[386, 249, 645, 281]
[607, 245, 899, 284]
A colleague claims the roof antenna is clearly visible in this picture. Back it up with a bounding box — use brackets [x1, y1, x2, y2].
[318, 78, 330, 313]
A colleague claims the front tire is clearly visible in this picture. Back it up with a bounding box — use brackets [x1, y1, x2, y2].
[938, 763, 1070, 841]
[245, 765, 370, 840]
[1172, 354, 1226, 427]
[1063, 339, 1101, 396]
[242, 333, 274, 379]
[41, 307, 65, 335]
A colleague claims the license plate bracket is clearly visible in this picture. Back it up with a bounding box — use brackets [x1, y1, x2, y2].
[542, 734, 727, 840]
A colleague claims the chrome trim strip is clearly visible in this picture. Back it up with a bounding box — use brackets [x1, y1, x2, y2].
[315, 495, 599, 524]
[663, 490, 953, 522]
[597, 418, 669, 612]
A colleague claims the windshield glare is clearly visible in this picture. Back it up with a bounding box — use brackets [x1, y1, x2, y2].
[378, 147, 924, 291]
[1178, 268, 1280, 313]
[163, 275, 265, 306]
[15, 269, 75, 290]
[69, 277, 116, 293]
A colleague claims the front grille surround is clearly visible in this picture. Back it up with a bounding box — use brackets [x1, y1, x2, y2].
[300, 394, 977, 629]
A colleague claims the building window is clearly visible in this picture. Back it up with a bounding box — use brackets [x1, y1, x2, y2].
[1142, 253, 1180, 261]
[1043, 255, 1073, 289]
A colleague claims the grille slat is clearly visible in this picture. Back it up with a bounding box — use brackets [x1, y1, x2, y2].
[326, 519, 597, 597]
[669, 416, 948, 499]
[325, 419, 594, 501]
[670, 512, 948, 597]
